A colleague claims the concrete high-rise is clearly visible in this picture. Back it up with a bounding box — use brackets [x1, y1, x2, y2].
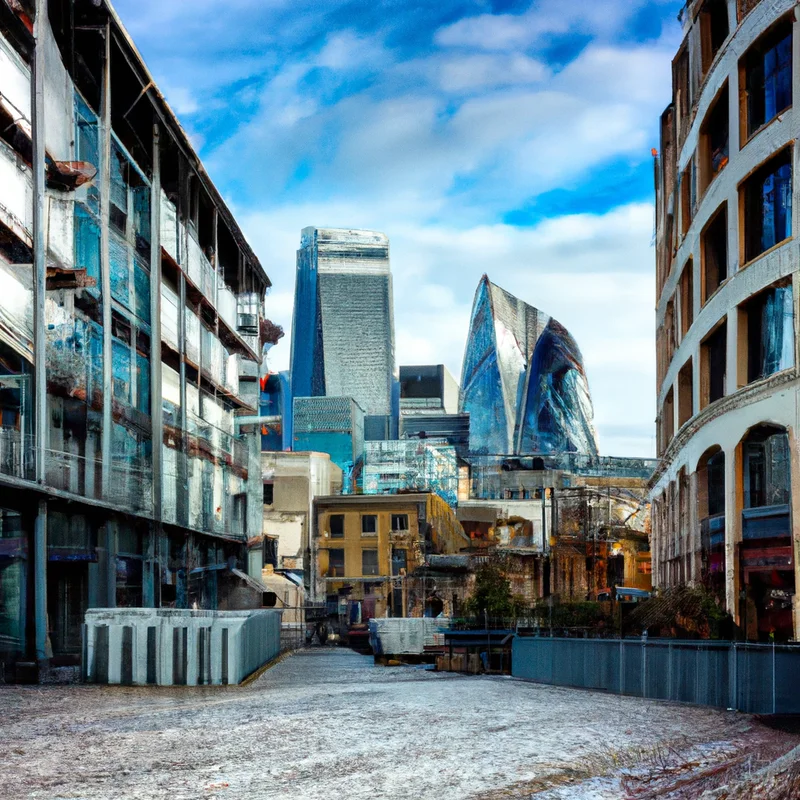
[290, 227, 396, 439]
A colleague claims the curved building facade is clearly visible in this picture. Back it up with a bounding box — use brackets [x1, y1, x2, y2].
[651, 0, 800, 640]
[459, 275, 598, 456]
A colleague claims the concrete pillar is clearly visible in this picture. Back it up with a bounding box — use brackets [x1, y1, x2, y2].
[723, 445, 740, 623]
[33, 500, 49, 661]
[688, 470, 700, 584]
[789, 425, 800, 639]
[99, 22, 113, 498]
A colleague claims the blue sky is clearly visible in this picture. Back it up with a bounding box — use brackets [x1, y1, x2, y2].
[114, 0, 685, 457]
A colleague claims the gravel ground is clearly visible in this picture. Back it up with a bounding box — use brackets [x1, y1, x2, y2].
[0, 648, 794, 799]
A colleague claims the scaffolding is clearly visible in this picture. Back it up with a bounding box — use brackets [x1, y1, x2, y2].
[363, 438, 459, 507]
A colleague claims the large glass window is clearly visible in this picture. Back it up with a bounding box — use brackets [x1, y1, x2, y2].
[361, 514, 377, 535]
[743, 149, 792, 262]
[744, 21, 792, 137]
[743, 427, 790, 508]
[744, 284, 794, 383]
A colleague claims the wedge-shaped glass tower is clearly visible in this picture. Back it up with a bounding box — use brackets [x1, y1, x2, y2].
[460, 276, 599, 456]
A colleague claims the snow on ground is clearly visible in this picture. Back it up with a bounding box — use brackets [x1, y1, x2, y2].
[0, 648, 784, 799]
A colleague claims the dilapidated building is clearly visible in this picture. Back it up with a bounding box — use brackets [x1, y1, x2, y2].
[311, 493, 468, 629]
[0, 0, 272, 680]
[652, 0, 800, 641]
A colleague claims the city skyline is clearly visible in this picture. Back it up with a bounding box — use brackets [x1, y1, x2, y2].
[112, 0, 686, 458]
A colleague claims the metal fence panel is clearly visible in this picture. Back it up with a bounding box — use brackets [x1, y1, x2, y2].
[513, 637, 800, 714]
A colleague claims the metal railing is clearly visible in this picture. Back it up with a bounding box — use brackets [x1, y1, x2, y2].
[512, 636, 800, 714]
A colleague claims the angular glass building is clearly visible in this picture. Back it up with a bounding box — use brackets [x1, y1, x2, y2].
[290, 227, 396, 438]
[460, 276, 598, 456]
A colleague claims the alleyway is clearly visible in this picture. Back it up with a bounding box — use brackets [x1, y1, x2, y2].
[0, 649, 796, 799]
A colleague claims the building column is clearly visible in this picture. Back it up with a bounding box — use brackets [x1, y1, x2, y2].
[723, 444, 740, 624]
[99, 21, 113, 497]
[789, 426, 800, 640]
[33, 500, 49, 662]
[688, 470, 700, 584]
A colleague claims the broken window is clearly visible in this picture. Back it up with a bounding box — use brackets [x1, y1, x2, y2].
[361, 514, 377, 535]
[702, 204, 728, 302]
[361, 549, 379, 576]
[700, 0, 729, 75]
[678, 359, 693, 429]
[391, 548, 407, 576]
[327, 548, 345, 578]
[263, 483, 274, 506]
[743, 148, 792, 263]
[701, 320, 727, 408]
[700, 84, 729, 192]
[743, 284, 794, 383]
[743, 426, 790, 508]
[678, 259, 693, 339]
[391, 514, 408, 531]
[329, 514, 344, 538]
[743, 19, 792, 138]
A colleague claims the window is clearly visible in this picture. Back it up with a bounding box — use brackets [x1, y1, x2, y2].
[361, 549, 379, 576]
[661, 387, 675, 453]
[702, 205, 728, 302]
[674, 46, 690, 145]
[700, 0, 729, 74]
[361, 514, 377, 535]
[391, 514, 408, 531]
[700, 84, 729, 193]
[392, 548, 407, 576]
[680, 159, 695, 235]
[743, 149, 792, 263]
[678, 359, 693, 428]
[327, 548, 345, 577]
[263, 483, 274, 506]
[743, 19, 792, 138]
[678, 260, 693, 339]
[701, 321, 727, 408]
[742, 284, 794, 383]
[329, 514, 344, 539]
[706, 451, 726, 517]
[743, 427, 790, 508]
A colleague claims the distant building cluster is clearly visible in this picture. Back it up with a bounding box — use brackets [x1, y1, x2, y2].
[257, 226, 656, 639]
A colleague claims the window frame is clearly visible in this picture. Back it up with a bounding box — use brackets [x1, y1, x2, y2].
[361, 514, 378, 536]
[329, 514, 345, 539]
[361, 548, 379, 577]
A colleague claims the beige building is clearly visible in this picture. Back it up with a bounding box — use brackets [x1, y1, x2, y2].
[255, 451, 342, 578]
[652, 0, 800, 640]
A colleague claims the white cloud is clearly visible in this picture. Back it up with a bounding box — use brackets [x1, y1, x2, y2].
[242, 200, 657, 457]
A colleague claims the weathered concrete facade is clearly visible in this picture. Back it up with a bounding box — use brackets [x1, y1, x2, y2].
[653, 0, 800, 640]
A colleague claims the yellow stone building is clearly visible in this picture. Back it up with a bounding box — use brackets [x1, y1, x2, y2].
[312, 493, 468, 621]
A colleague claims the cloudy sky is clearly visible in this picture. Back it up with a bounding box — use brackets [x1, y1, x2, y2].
[114, 0, 684, 458]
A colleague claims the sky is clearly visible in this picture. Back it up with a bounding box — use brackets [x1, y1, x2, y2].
[114, 0, 685, 458]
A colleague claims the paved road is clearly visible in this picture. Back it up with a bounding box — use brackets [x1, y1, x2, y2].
[0, 648, 779, 799]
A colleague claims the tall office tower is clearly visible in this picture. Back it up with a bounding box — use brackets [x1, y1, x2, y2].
[460, 275, 598, 456]
[290, 227, 396, 439]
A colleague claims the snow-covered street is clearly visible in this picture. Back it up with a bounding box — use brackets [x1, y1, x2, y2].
[0, 648, 796, 799]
